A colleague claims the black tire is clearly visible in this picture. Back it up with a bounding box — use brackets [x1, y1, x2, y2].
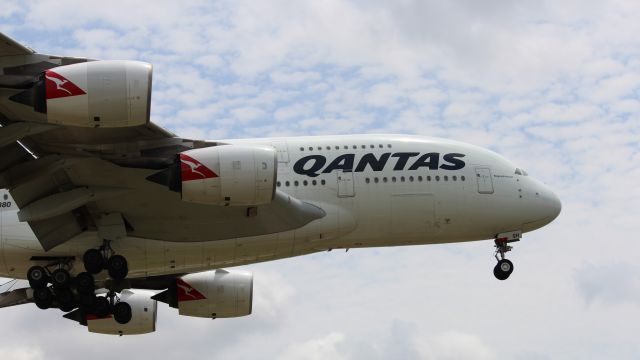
[51, 269, 71, 289]
[83, 249, 104, 274]
[76, 272, 95, 294]
[107, 255, 128, 280]
[94, 296, 110, 317]
[113, 301, 132, 325]
[493, 259, 514, 281]
[55, 288, 76, 312]
[78, 293, 96, 311]
[33, 287, 53, 310]
[27, 266, 48, 289]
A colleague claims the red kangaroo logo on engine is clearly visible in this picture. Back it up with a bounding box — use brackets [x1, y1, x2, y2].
[180, 153, 218, 181]
[44, 70, 86, 99]
[176, 278, 206, 301]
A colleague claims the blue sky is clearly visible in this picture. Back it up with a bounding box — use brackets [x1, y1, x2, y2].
[1, 1, 639, 359]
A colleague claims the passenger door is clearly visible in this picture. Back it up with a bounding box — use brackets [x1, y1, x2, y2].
[475, 167, 494, 194]
[337, 171, 355, 197]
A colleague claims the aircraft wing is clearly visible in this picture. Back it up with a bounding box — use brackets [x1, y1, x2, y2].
[0, 33, 324, 251]
[0, 33, 34, 57]
[0, 279, 32, 308]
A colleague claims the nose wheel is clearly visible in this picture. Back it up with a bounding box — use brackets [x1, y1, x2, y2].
[493, 238, 515, 280]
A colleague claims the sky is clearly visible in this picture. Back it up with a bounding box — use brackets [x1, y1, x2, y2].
[1, 0, 639, 359]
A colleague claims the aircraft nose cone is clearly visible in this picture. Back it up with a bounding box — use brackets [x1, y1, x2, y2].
[547, 190, 562, 221]
[522, 181, 562, 232]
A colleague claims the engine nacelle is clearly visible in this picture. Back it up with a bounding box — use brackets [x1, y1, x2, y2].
[86, 290, 157, 335]
[179, 145, 277, 206]
[33, 60, 152, 128]
[160, 269, 253, 318]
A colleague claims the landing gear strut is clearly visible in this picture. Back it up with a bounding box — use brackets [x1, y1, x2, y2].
[493, 239, 515, 281]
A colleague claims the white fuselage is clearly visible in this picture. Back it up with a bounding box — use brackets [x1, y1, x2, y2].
[0, 134, 561, 280]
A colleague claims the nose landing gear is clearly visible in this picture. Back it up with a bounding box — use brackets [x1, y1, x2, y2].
[493, 238, 516, 280]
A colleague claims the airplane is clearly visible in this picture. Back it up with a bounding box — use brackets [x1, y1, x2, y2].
[0, 33, 561, 335]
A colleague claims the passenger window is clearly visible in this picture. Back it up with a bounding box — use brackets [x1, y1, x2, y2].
[427, 176, 431, 181]
[374, 178, 379, 183]
[312, 180, 317, 186]
[392, 177, 397, 183]
[285, 181, 290, 187]
[418, 176, 423, 182]
[303, 180, 308, 186]
[294, 181, 299, 186]
[444, 176, 448, 181]
[321, 179, 326, 185]
[277, 181, 281, 187]
[365, 178, 370, 184]
[383, 177, 388, 183]
[435, 176, 440, 181]
[409, 176, 414, 182]
[400, 176, 405, 182]
[452, 176, 457, 181]
[461, 176, 466, 181]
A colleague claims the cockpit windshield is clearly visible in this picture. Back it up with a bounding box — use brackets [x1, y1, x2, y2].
[515, 168, 528, 176]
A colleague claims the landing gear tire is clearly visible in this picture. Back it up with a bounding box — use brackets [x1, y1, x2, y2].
[55, 288, 76, 312]
[83, 249, 104, 274]
[493, 259, 514, 281]
[51, 269, 72, 289]
[33, 287, 54, 310]
[107, 255, 128, 281]
[94, 296, 111, 317]
[78, 293, 96, 311]
[27, 266, 48, 289]
[113, 302, 132, 325]
[76, 272, 95, 294]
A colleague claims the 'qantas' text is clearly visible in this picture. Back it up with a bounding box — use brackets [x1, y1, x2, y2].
[293, 152, 466, 177]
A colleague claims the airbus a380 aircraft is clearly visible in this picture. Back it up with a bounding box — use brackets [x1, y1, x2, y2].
[0, 33, 560, 335]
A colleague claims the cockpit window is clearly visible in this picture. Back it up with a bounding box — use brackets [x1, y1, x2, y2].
[515, 168, 529, 176]
[515, 168, 522, 175]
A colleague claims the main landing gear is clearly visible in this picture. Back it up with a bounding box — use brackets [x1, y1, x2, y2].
[27, 241, 132, 324]
[493, 239, 515, 281]
[82, 241, 128, 281]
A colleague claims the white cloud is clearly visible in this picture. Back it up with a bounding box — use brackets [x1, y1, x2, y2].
[278, 332, 348, 360]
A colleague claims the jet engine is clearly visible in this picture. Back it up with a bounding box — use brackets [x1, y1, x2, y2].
[153, 269, 253, 318]
[86, 290, 157, 335]
[174, 145, 277, 206]
[10, 60, 152, 128]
